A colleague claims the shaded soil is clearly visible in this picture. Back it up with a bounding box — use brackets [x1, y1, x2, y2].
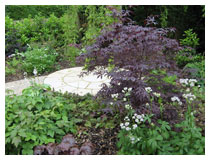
[75, 126, 120, 155]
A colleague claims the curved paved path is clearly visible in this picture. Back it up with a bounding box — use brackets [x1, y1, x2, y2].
[6, 67, 111, 96]
[44, 67, 111, 96]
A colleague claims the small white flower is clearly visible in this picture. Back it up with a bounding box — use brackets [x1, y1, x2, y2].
[120, 123, 124, 127]
[145, 103, 150, 107]
[153, 92, 161, 97]
[134, 113, 137, 116]
[125, 122, 130, 126]
[124, 87, 128, 90]
[140, 118, 144, 122]
[178, 101, 183, 105]
[33, 68, 38, 76]
[182, 93, 196, 101]
[141, 114, 145, 117]
[122, 90, 125, 93]
[141, 77, 145, 80]
[126, 127, 131, 131]
[123, 98, 127, 102]
[186, 88, 190, 92]
[179, 78, 189, 85]
[198, 85, 201, 88]
[145, 87, 152, 93]
[189, 79, 197, 83]
[130, 137, 135, 141]
[133, 124, 138, 129]
[125, 104, 132, 110]
[110, 102, 113, 105]
[118, 82, 121, 85]
[135, 119, 139, 123]
[124, 116, 130, 121]
[137, 115, 142, 119]
[190, 82, 195, 87]
[121, 125, 125, 129]
[128, 88, 132, 92]
[132, 116, 136, 119]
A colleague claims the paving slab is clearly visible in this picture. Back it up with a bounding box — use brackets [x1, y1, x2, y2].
[5, 67, 111, 96]
[5, 76, 47, 95]
[44, 67, 111, 96]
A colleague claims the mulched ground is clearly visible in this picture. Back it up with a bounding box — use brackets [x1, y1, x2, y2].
[75, 126, 120, 155]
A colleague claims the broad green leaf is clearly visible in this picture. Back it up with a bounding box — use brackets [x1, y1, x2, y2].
[12, 136, 21, 147]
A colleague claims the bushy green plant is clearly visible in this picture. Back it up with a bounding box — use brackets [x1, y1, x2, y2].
[180, 29, 199, 49]
[5, 57, 21, 76]
[175, 29, 201, 68]
[20, 46, 58, 75]
[5, 16, 27, 56]
[184, 60, 205, 87]
[117, 113, 204, 155]
[5, 84, 79, 155]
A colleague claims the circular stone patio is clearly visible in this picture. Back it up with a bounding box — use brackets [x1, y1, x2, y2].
[44, 67, 111, 96]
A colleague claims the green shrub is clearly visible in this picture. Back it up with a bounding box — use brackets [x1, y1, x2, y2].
[6, 5, 66, 20]
[5, 84, 79, 155]
[117, 113, 205, 155]
[180, 29, 199, 49]
[5, 57, 21, 76]
[184, 60, 205, 87]
[5, 16, 27, 56]
[20, 46, 58, 75]
[175, 29, 201, 68]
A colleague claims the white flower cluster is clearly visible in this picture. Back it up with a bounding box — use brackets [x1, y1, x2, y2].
[120, 113, 145, 131]
[179, 78, 197, 87]
[8, 54, 16, 58]
[122, 87, 132, 93]
[132, 113, 144, 123]
[33, 68, 38, 76]
[153, 92, 161, 97]
[183, 93, 196, 101]
[171, 96, 182, 105]
[111, 93, 119, 99]
[129, 136, 141, 144]
[145, 103, 150, 107]
[145, 87, 152, 93]
[125, 104, 132, 110]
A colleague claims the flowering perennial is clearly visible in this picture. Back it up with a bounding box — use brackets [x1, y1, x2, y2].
[120, 113, 145, 130]
[125, 104, 132, 110]
[183, 93, 196, 101]
[111, 93, 119, 99]
[171, 96, 182, 105]
[153, 92, 161, 97]
[145, 87, 152, 93]
[179, 78, 197, 87]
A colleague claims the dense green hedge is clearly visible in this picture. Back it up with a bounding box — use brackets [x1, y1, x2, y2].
[5, 14, 64, 56]
[5, 5, 67, 20]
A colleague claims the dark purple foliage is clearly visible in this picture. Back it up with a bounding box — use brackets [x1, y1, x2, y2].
[33, 134, 94, 155]
[76, 8, 182, 116]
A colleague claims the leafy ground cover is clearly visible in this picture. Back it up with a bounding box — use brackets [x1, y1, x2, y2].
[5, 6, 205, 155]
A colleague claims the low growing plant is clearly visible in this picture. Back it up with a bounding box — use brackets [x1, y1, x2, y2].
[20, 46, 58, 75]
[117, 112, 204, 155]
[6, 84, 80, 155]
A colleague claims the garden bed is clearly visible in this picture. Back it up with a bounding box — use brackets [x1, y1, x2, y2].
[5, 5, 205, 155]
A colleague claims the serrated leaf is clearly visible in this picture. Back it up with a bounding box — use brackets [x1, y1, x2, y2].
[47, 130, 55, 137]
[12, 136, 21, 147]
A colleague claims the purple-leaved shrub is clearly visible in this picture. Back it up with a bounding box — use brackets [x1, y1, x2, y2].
[77, 7, 182, 118]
